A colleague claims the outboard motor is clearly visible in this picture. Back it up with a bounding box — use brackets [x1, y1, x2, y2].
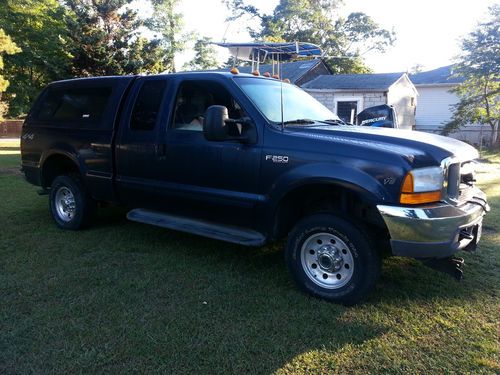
[357, 104, 398, 129]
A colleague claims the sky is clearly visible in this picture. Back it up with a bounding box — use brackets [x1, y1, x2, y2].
[166, 0, 497, 73]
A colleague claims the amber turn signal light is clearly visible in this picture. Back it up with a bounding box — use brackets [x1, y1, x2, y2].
[230, 67, 239, 74]
[401, 172, 414, 193]
[400, 191, 442, 205]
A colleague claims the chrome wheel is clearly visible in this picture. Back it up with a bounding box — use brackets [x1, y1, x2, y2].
[300, 232, 355, 289]
[54, 186, 76, 222]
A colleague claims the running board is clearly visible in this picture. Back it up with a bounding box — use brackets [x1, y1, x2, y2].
[127, 209, 266, 246]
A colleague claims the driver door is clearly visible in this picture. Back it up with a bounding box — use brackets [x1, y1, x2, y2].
[160, 78, 262, 227]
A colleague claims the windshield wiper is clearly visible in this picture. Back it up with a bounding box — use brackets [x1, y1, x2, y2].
[282, 118, 316, 125]
[319, 119, 346, 125]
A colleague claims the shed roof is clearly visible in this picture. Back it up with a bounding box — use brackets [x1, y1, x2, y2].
[410, 65, 465, 85]
[302, 72, 405, 90]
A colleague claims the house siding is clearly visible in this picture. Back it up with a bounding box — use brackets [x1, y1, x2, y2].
[415, 85, 456, 132]
[415, 85, 490, 144]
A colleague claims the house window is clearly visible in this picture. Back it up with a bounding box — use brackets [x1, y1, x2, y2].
[337, 101, 359, 124]
[334, 96, 364, 124]
[410, 97, 415, 107]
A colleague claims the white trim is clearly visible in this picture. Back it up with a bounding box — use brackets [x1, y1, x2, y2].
[334, 96, 364, 123]
[304, 88, 386, 93]
[413, 83, 459, 88]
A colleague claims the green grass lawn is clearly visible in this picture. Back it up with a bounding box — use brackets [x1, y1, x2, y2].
[1, 142, 499, 374]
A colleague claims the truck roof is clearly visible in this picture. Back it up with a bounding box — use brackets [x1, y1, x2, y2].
[48, 71, 268, 87]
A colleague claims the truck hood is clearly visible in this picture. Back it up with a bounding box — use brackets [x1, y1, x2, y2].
[285, 124, 479, 167]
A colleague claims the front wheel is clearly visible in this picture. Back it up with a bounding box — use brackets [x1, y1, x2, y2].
[285, 214, 380, 305]
[49, 175, 96, 230]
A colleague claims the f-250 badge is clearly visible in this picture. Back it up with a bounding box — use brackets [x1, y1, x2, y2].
[266, 155, 289, 163]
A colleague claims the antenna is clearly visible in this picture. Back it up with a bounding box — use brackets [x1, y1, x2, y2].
[279, 53, 284, 131]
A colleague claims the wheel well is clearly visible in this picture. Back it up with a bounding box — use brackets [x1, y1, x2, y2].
[41, 154, 80, 188]
[273, 183, 391, 254]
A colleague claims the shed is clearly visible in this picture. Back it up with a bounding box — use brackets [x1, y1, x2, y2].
[303, 73, 418, 129]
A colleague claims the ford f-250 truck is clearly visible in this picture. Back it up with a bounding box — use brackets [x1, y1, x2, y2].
[21, 72, 490, 304]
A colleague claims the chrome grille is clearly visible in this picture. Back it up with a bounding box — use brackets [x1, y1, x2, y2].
[447, 163, 460, 201]
[447, 160, 475, 204]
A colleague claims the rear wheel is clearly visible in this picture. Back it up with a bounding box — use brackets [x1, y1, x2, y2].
[49, 175, 96, 230]
[285, 213, 380, 305]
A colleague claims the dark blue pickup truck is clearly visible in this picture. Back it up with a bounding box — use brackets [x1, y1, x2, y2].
[21, 72, 489, 304]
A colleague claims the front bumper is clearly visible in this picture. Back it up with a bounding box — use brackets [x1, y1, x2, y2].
[377, 188, 490, 259]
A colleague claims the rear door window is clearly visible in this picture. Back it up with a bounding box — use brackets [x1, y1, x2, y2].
[130, 80, 168, 131]
[36, 87, 112, 124]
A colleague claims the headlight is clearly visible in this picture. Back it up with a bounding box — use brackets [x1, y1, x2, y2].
[400, 166, 444, 204]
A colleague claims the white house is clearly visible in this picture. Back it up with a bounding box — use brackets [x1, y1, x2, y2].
[302, 73, 418, 129]
[410, 65, 490, 145]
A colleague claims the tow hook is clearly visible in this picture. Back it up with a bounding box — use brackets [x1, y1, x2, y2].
[422, 257, 465, 281]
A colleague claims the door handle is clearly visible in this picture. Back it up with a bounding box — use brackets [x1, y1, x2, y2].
[155, 143, 167, 158]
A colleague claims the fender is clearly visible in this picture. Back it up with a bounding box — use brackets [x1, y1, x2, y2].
[41, 144, 84, 175]
[269, 163, 390, 204]
[256, 163, 392, 236]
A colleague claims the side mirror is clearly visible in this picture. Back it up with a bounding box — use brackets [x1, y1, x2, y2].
[203, 105, 229, 142]
[203, 105, 257, 144]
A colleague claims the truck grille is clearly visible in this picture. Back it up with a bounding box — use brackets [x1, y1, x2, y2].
[447, 161, 475, 204]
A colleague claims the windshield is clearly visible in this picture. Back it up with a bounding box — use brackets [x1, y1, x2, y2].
[235, 77, 341, 124]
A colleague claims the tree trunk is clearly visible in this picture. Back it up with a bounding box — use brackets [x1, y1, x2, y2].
[491, 120, 499, 146]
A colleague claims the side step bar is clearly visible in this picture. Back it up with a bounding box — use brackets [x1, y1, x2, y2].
[127, 209, 266, 246]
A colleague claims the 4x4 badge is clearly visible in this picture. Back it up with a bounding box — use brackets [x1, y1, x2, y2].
[22, 133, 35, 140]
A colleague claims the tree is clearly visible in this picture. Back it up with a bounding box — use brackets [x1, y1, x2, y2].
[224, 0, 395, 74]
[63, 0, 164, 76]
[0, 29, 21, 121]
[183, 37, 220, 71]
[0, 0, 71, 117]
[148, 0, 187, 73]
[442, 5, 500, 146]
[409, 64, 424, 74]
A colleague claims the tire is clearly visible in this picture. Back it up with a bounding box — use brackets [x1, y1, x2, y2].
[49, 174, 96, 230]
[285, 213, 380, 305]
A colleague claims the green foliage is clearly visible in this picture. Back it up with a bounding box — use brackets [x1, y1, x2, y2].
[148, 0, 187, 73]
[0, 29, 21, 121]
[63, 0, 165, 76]
[0, 29, 21, 91]
[442, 5, 500, 145]
[183, 37, 219, 71]
[0, 0, 71, 117]
[224, 0, 395, 73]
